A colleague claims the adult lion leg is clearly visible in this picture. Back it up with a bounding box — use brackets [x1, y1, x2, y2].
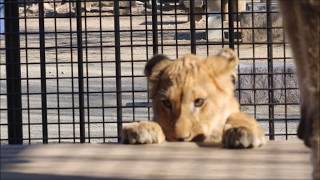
[223, 112, 266, 149]
[279, 1, 320, 179]
[121, 121, 165, 144]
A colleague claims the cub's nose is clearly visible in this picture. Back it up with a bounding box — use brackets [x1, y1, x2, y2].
[176, 134, 191, 142]
[192, 134, 206, 142]
[177, 138, 187, 142]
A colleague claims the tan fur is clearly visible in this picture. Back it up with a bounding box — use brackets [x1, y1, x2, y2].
[279, 1, 320, 179]
[121, 121, 165, 144]
[122, 48, 266, 149]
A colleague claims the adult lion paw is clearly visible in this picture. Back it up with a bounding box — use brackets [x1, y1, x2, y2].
[121, 121, 165, 144]
[223, 126, 266, 149]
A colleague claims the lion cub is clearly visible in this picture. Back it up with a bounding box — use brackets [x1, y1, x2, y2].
[122, 48, 266, 148]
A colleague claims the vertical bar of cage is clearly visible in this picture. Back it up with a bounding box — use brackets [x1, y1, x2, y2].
[151, 0, 158, 55]
[189, 0, 196, 54]
[266, 0, 274, 140]
[76, 1, 85, 143]
[234, 0, 241, 106]
[5, 0, 23, 144]
[251, 0, 257, 119]
[83, 1, 91, 143]
[283, 25, 288, 139]
[22, 0, 31, 143]
[0, 0, 3, 143]
[205, 0, 208, 55]
[114, 0, 122, 142]
[221, 0, 225, 47]
[129, 1, 136, 122]
[98, 0, 106, 142]
[53, 1, 61, 143]
[159, 0, 164, 53]
[68, 1, 76, 143]
[174, 1, 178, 58]
[235, 0, 240, 49]
[38, 0, 48, 143]
[144, 1, 151, 120]
[228, 0, 235, 49]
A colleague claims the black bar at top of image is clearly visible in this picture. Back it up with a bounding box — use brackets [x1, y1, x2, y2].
[5, 0, 23, 144]
[114, 0, 122, 143]
[266, 0, 275, 140]
[76, 1, 85, 143]
[228, 0, 235, 49]
[151, 0, 158, 55]
[38, 0, 48, 144]
[189, 0, 196, 54]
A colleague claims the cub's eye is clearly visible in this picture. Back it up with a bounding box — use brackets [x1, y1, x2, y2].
[194, 98, 205, 107]
[161, 99, 172, 109]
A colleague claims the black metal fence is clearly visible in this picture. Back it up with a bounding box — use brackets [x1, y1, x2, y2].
[0, 0, 300, 144]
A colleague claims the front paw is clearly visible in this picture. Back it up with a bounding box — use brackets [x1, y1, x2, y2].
[223, 126, 266, 149]
[121, 121, 165, 144]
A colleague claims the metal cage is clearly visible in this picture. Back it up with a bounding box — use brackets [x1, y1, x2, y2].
[0, 0, 299, 144]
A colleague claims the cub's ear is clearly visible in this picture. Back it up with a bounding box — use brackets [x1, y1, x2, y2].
[206, 48, 239, 76]
[144, 54, 172, 81]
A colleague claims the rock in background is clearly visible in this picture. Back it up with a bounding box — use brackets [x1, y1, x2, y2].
[236, 63, 299, 105]
[19, 1, 145, 16]
[240, 2, 283, 43]
[240, 12, 283, 43]
[21, 2, 75, 17]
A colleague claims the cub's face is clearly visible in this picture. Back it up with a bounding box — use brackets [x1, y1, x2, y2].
[145, 49, 240, 142]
